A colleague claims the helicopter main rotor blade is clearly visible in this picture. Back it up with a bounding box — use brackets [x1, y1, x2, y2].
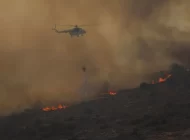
[58, 25, 76, 26]
[78, 24, 98, 26]
[57, 24, 98, 27]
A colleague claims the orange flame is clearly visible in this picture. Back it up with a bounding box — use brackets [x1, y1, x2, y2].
[42, 104, 67, 112]
[109, 91, 117, 96]
[152, 74, 171, 84]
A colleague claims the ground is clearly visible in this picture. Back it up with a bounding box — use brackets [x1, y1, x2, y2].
[1, 65, 190, 140]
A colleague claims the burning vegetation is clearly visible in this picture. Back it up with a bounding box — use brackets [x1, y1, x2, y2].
[151, 74, 172, 84]
[42, 104, 67, 112]
[109, 91, 117, 96]
[139, 63, 190, 89]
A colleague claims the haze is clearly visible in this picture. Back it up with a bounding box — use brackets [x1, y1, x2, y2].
[0, 0, 190, 115]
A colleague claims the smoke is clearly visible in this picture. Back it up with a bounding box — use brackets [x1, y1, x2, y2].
[0, 0, 190, 115]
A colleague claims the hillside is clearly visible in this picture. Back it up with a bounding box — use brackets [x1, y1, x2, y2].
[1, 64, 190, 140]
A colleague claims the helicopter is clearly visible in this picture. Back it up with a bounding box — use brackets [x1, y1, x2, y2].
[52, 24, 89, 37]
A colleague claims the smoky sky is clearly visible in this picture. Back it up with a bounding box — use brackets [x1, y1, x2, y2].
[0, 0, 190, 115]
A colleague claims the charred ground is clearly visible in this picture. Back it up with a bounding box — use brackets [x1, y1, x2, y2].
[1, 64, 190, 140]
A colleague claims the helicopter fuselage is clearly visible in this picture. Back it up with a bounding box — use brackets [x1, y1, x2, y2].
[68, 27, 86, 37]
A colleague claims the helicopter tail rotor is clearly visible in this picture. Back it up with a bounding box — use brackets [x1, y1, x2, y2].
[52, 24, 56, 30]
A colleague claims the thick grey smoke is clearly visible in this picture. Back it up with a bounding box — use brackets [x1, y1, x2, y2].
[0, 0, 190, 115]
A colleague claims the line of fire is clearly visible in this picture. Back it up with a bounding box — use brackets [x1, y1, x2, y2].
[41, 65, 182, 112]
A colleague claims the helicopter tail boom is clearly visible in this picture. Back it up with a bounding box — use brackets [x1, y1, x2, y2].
[52, 24, 70, 33]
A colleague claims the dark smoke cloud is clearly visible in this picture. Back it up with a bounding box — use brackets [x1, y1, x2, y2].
[0, 0, 190, 115]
